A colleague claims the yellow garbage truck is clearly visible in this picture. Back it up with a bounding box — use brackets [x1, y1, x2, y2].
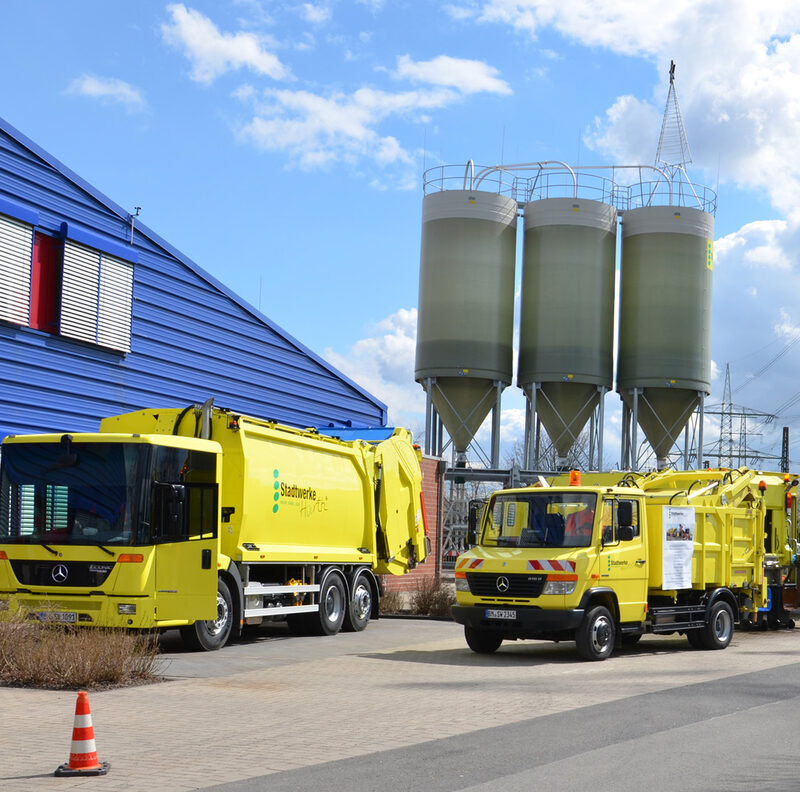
[452, 468, 798, 660]
[0, 404, 427, 650]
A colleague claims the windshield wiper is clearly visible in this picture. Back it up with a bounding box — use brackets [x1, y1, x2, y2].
[94, 543, 115, 556]
[40, 542, 58, 555]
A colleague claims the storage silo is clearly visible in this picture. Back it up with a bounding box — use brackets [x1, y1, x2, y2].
[415, 189, 517, 461]
[617, 205, 713, 468]
[518, 198, 617, 467]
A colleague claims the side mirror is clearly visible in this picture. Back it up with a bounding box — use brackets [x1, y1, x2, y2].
[467, 499, 485, 547]
[153, 482, 186, 539]
[618, 525, 634, 542]
[617, 501, 633, 527]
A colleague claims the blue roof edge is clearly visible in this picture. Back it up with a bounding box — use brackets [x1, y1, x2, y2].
[0, 115, 388, 425]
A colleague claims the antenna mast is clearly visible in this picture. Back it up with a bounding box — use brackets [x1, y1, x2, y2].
[655, 60, 693, 180]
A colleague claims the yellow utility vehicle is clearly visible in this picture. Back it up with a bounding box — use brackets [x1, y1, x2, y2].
[452, 468, 797, 660]
[0, 404, 426, 649]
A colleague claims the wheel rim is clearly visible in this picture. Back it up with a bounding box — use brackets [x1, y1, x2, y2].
[713, 607, 732, 642]
[590, 614, 613, 655]
[353, 582, 371, 621]
[324, 581, 344, 624]
[208, 591, 229, 637]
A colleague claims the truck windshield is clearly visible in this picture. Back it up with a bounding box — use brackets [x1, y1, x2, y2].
[0, 442, 149, 546]
[481, 492, 598, 548]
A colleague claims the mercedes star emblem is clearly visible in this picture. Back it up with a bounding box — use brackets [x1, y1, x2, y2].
[52, 564, 69, 583]
[496, 576, 510, 593]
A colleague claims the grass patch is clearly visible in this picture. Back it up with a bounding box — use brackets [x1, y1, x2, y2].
[0, 605, 164, 690]
[409, 578, 455, 618]
[379, 588, 406, 615]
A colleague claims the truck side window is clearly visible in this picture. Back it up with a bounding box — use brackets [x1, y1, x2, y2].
[602, 499, 640, 543]
[151, 447, 217, 542]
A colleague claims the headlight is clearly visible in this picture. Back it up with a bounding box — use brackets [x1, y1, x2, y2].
[542, 579, 577, 595]
[117, 603, 136, 615]
[455, 576, 470, 592]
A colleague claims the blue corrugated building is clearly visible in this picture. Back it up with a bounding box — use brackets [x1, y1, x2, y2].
[0, 116, 387, 440]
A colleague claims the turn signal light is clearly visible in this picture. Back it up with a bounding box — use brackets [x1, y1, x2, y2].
[0, 551, 7, 560]
[117, 554, 144, 563]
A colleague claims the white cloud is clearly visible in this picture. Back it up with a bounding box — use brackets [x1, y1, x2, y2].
[324, 308, 425, 429]
[66, 75, 146, 113]
[356, 0, 386, 11]
[161, 3, 290, 83]
[233, 51, 510, 173]
[585, 95, 660, 165]
[300, 3, 331, 25]
[460, 2, 800, 215]
[712, 217, 800, 420]
[394, 54, 512, 95]
[236, 84, 460, 171]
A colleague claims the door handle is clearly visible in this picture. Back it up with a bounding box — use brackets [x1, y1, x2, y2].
[201, 549, 212, 569]
[635, 559, 646, 565]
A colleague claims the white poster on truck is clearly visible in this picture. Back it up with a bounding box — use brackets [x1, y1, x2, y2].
[662, 506, 695, 589]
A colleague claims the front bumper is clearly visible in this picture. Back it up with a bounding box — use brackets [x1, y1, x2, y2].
[451, 604, 585, 638]
[0, 591, 155, 629]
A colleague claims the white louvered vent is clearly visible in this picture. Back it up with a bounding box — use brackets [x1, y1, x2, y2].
[97, 254, 134, 353]
[60, 240, 100, 344]
[0, 214, 33, 325]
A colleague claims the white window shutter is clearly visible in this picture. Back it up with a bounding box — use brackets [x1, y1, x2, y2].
[97, 254, 134, 352]
[60, 240, 100, 343]
[0, 214, 33, 325]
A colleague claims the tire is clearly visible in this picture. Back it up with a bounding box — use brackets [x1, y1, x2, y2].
[576, 606, 616, 661]
[464, 626, 503, 654]
[310, 572, 346, 636]
[686, 629, 705, 649]
[344, 571, 372, 632]
[699, 601, 734, 650]
[180, 577, 234, 651]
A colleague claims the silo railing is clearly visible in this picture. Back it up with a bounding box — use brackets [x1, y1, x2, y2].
[422, 164, 516, 196]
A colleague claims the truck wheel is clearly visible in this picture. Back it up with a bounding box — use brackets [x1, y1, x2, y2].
[344, 571, 372, 632]
[312, 572, 346, 636]
[576, 606, 615, 661]
[180, 577, 233, 651]
[699, 601, 734, 650]
[686, 629, 705, 649]
[464, 626, 503, 654]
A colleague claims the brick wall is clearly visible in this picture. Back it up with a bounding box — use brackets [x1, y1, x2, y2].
[381, 454, 444, 596]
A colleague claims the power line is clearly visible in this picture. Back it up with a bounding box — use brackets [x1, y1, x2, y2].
[732, 334, 800, 394]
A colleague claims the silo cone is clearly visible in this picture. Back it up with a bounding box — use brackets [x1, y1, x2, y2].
[518, 198, 616, 462]
[618, 205, 713, 467]
[415, 189, 517, 455]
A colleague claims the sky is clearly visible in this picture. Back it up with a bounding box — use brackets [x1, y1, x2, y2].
[2, 1, 800, 469]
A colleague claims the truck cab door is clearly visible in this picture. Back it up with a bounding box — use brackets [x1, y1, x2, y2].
[599, 498, 647, 623]
[151, 447, 220, 623]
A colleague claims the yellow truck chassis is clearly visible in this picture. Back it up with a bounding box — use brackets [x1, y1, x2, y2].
[452, 468, 798, 660]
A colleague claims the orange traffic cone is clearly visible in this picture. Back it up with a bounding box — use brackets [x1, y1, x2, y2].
[54, 690, 110, 776]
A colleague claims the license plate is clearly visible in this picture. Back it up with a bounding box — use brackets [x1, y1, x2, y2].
[37, 611, 77, 623]
[485, 609, 516, 620]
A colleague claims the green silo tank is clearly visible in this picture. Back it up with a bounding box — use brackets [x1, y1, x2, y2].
[518, 198, 617, 459]
[415, 189, 517, 454]
[618, 205, 714, 464]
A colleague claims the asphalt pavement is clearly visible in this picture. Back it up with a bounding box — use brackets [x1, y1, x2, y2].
[2, 618, 800, 791]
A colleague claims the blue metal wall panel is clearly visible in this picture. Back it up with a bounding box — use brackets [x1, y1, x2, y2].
[0, 119, 387, 440]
